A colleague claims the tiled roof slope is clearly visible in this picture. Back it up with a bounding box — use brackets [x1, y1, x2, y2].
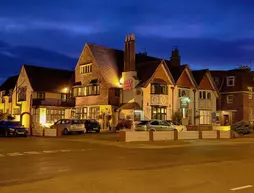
[24, 64, 74, 93]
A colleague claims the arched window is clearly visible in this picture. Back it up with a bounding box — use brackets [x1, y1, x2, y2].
[207, 92, 211, 100]
[203, 91, 206, 99]
[181, 90, 186, 96]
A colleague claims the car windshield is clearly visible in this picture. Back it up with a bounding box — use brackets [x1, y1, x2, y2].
[137, 121, 149, 125]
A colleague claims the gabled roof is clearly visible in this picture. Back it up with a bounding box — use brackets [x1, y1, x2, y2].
[84, 43, 163, 87]
[192, 69, 209, 85]
[136, 60, 162, 87]
[23, 64, 74, 93]
[166, 63, 187, 82]
[210, 68, 254, 92]
[0, 75, 18, 94]
[165, 63, 197, 88]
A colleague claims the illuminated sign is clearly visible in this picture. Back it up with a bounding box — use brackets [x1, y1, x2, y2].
[180, 97, 190, 109]
[123, 79, 132, 91]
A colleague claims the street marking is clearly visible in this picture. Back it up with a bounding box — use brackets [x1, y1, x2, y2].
[230, 185, 253, 191]
[24, 151, 41, 155]
[42, 150, 59, 154]
[0, 154, 5, 157]
[7, 152, 24, 156]
[60, 149, 71, 152]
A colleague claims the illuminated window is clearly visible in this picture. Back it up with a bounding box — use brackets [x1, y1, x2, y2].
[80, 63, 92, 74]
[151, 106, 167, 120]
[200, 110, 211, 124]
[226, 76, 235, 87]
[89, 107, 100, 119]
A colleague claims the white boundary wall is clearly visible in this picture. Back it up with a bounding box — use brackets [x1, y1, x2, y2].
[124, 131, 150, 142]
[202, 131, 217, 139]
[178, 131, 199, 140]
[153, 131, 174, 141]
[220, 131, 231, 139]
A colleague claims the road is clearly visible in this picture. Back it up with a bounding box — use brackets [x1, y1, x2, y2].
[1, 134, 254, 193]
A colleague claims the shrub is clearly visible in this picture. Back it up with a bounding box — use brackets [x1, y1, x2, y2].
[172, 111, 182, 124]
[231, 121, 252, 135]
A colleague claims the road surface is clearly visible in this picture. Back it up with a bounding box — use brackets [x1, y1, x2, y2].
[1, 134, 254, 193]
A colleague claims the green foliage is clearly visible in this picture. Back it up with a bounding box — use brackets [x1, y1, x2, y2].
[231, 121, 253, 135]
[0, 113, 15, 120]
[172, 111, 182, 124]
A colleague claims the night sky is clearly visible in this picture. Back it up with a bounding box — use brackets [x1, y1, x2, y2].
[0, 0, 254, 83]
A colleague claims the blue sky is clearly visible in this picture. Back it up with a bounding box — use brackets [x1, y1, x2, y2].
[0, 0, 254, 82]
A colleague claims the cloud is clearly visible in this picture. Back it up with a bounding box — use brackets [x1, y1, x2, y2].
[0, 0, 254, 75]
[0, 40, 77, 84]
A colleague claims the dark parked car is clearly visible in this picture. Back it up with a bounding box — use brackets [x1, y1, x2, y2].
[83, 119, 100, 133]
[0, 121, 29, 137]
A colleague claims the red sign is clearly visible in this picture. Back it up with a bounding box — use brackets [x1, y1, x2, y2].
[123, 79, 132, 91]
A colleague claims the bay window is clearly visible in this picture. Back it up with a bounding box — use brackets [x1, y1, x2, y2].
[151, 106, 167, 120]
[151, 83, 168, 95]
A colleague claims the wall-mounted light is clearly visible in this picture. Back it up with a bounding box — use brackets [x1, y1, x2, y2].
[119, 77, 123, 85]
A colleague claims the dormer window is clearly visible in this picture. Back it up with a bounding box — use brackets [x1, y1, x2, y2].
[226, 76, 235, 87]
[80, 63, 92, 74]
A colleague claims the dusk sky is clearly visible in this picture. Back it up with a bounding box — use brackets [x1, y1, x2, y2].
[1, 0, 254, 83]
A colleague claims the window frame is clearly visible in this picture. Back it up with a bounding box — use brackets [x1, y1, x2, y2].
[151, 106, 167, 120]
[226, 76, 235, 87]
[151, 83, 168, 95]
[80, 63, 92, 74]
[226, 95, 234, 104]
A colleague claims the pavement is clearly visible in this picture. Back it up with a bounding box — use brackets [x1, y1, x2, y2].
[1, 133, 254, 192]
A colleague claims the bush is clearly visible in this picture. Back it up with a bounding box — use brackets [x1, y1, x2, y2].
[116, 119, 133, 130]
[231, 121, 252, 135]
[172, 111, 182, 124]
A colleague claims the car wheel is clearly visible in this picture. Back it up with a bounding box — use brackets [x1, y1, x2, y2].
[63, 128, 69, 135]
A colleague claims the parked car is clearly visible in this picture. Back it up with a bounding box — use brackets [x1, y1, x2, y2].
[83, 119, 100, 133]
[51, 119, 85, 135]
[0, 121, 29, 137]
[134, 120, 178, 131]
[166, 120, 187, 131]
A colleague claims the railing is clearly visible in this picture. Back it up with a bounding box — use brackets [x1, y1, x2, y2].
[199, 99, 212, 109]
[150, 94, 169, 106]
[32, 98, 75, 107]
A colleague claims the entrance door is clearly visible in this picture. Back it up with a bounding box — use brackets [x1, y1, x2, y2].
[223, 115, 230, 125]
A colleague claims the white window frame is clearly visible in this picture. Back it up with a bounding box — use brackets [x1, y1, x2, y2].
[226, 95, 234, 104]
[80, 63, 92, 74]
[226, 76, 235, 87]
[248, 87, 253, 99]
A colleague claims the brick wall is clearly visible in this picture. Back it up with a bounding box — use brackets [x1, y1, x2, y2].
[75, 46, 110, 107]
[219, 93, 254, 123]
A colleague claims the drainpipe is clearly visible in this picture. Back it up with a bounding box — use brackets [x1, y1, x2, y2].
[193, 89, 196, 126]
[171, 87, 175, 118]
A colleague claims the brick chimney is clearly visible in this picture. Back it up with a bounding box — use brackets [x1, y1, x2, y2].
[170, 48, 181, 66]
[124, 34, 136, 72]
